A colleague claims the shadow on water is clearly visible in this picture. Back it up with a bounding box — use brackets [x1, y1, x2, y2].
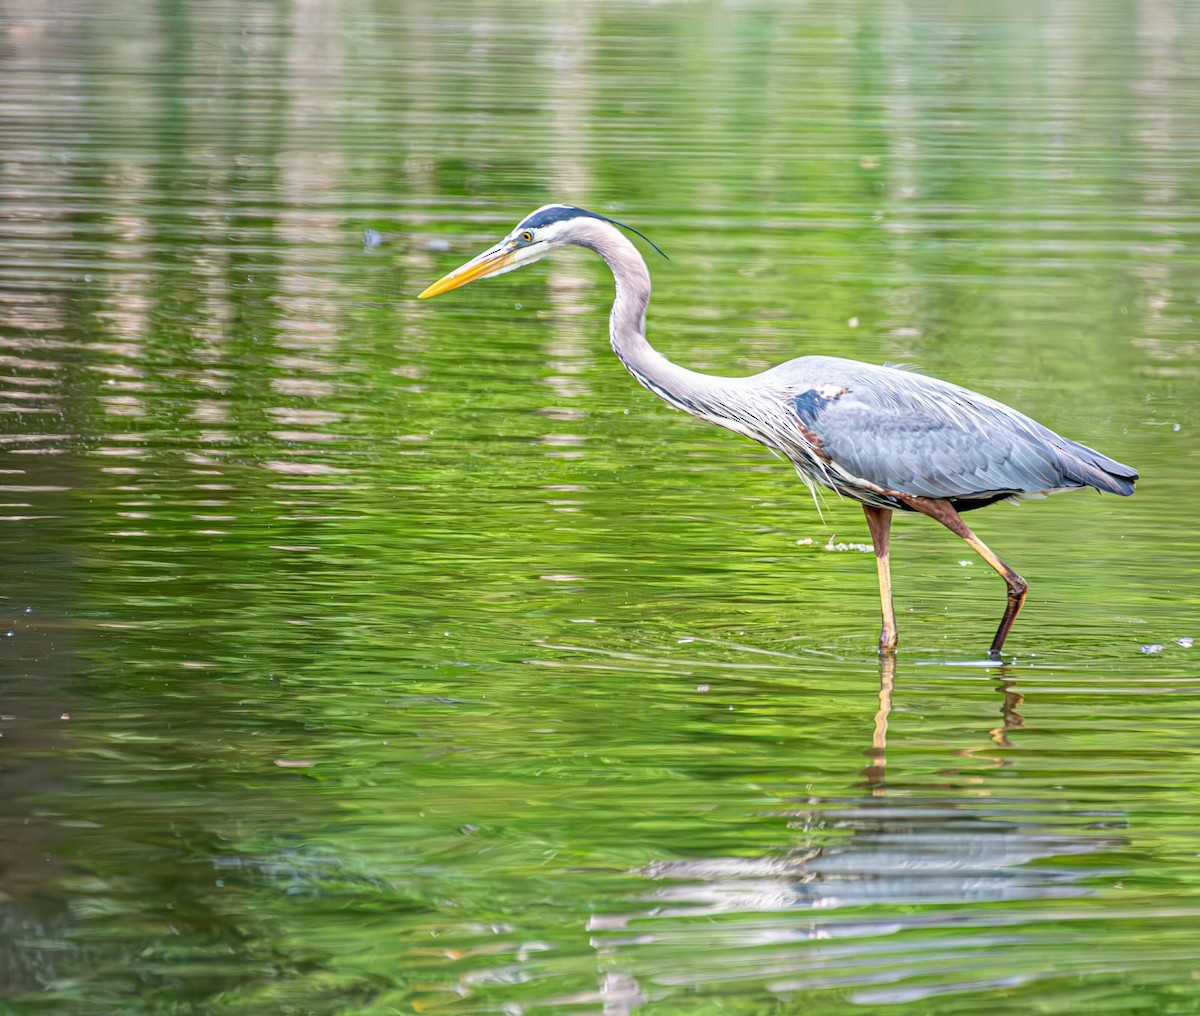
[574, 656, 1127, 1013]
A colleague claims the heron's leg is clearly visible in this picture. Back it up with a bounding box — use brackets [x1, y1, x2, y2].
[862, 504, 898, 653]
[903, 497, 1028, 659]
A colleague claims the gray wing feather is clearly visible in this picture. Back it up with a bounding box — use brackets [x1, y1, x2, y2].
[786, 362, 1135, 501]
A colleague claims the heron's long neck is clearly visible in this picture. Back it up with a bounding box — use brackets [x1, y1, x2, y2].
[585, 227, 737, 419]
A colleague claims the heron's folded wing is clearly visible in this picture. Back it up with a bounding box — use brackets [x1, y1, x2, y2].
[795, 382, 1073, 500]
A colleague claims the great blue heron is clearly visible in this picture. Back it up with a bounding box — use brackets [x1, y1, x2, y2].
[419, 205, 1137, 658]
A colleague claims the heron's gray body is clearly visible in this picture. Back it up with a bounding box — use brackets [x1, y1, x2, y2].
[673, 354, 1136, 514]
[419, 203, 1137, 656]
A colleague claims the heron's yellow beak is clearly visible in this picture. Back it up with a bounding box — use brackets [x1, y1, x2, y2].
[418, 244, 516, 299]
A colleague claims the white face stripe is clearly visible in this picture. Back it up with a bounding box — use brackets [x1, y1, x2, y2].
[481, 217, 581, 276]
[510, 218, 573, 246]
[487, 239, 551, 277]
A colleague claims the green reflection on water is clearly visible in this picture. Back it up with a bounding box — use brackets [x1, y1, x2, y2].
[1, 0, 1199, 1012]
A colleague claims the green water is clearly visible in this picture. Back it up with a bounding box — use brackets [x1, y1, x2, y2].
[2, 1, 1199, 1012]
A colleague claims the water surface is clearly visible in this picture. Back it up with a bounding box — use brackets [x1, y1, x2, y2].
[2, 1, 1199, 1012]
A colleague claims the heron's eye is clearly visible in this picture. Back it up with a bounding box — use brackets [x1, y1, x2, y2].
[520, 231, 534, 243]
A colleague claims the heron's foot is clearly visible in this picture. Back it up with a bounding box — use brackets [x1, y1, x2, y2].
[878, 630, 898, 655]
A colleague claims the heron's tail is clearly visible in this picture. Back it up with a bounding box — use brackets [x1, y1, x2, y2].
[1061, 440, 1138, 497]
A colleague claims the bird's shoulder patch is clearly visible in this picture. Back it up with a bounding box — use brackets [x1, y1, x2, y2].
[792, 384, 849, 451]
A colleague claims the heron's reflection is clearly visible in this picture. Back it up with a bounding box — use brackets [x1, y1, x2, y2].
[866, 654, 1025, 793]
[587, 656, 1125, 1009]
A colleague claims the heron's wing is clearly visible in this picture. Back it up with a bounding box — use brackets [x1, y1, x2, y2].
[790, 375, 1110, 501]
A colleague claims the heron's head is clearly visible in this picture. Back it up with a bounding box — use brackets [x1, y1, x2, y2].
[417, 204, 664, 299]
